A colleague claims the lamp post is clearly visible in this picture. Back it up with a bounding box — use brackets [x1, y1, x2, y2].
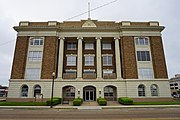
[50, 72, 55, 108]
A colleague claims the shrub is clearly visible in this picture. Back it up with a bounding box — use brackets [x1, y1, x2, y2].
[97, 98, 107, 106]
[118, 97, 133, 105]
[73, 98, 83, 106]
[46, 97, 61, 106]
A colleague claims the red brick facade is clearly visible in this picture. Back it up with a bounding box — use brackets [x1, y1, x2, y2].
[11, 36, 29, 79]
[120, 36, 138, 79]
[150, 36, 168, 78]
[41, 36, 59, 79]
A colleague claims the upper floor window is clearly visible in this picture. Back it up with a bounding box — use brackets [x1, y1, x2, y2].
[28, 51, 42, 61]
[137, 51, 150, 61]
[85, 43, 94, 50]
[102, 55, 112, 66]
[84, 55, 94, 66]
[67, 55, 76, 66]
[138, 68, 153, 79]
[25, 68, 41, 80]
[135, 37, 149, 45]
[67, 43, 76, 50]
[102, 43, 111, 50]
[30, 38, 43, 46]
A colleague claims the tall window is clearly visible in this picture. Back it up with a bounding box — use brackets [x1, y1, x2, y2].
[34, 85, 41, 97]
[137, 51, 150, 61]
[67, 43, 76, 50]
[102, 43, 111, 50]
[30, 38, 43, 45]
[102, 55, 112, 66]
[64, 87, 75, 98]
[25, 68, 41, 80]
[138, 68, 153, 79]
[85, 43, 94, 50]
[138, 84, 145, 96]
[21, 85, 28, 97]
[67, 56, 76, 66]
[85, 55, 94, 66]
[151, 84, 158, 96]
[135, 37, 149, 45]
[28, 51, 42, 61]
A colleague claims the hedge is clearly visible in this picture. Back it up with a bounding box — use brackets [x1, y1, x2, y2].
[73, 98, 83, 106]
[118, 97, 133, 105]
[46, 97, 62, 106]
[97, 98, 107, 106]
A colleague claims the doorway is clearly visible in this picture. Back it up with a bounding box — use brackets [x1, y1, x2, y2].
[83, 86, 96, 101]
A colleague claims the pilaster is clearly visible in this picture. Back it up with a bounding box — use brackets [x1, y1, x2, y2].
[58, 37, 64, 79]
[96, 37, 102, 79]
[77, 37, 83, 79]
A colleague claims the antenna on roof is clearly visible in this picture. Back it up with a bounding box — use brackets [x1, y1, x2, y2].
[88, 2, 90, 19]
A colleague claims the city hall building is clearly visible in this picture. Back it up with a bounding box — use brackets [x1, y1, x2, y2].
[7, 19, 171, 102]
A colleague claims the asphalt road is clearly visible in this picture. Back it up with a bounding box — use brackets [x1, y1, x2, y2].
[0, 108, 180, 120]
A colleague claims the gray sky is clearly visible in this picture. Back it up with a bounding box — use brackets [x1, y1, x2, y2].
[0, 0, 180, 86]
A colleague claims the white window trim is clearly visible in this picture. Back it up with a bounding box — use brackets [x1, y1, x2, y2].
[66, 55, 77, 66]
[29, 37, 44, 46]
[102, 43, 112, 50]
[102, 54, 113, 66]
[85, 43, 94, 50]
[103, 69, 113, 74]
[135, 37, 149, 45]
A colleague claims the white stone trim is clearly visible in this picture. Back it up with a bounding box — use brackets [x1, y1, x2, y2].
[96, 37, 102, 79]
[77, 37, 83, 78]
[58, 37, 65, 79]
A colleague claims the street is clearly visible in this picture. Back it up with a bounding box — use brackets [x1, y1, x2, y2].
[0, 108, 180, 120]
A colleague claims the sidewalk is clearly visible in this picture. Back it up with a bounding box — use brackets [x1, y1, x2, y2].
[0, 104, 180, 110]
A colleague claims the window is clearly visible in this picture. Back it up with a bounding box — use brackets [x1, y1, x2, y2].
[25, 68, 41, 80]
[67, 56, 76, 66]
[135, 37, 149, 45]
[138, 68, 153, 79]
[34, 85, 41, 97]
[151, 84, 158, 96]
[21, 85, 28, 97]
[30, 38, 43, 46]
[67, 43, 76, 50]
[138, 84, 145, 96]
[66, 69, 76, 73]
[104, 87, 114, 97]
[28, 51, 42, 61]
[102, 43, 111, 50]
[65, 87, 75, 98]
[137, 51, 150, 61]
[103, 70, 113, 74]
[84, 69, 95, 73]
[102, 55, 112, 66]
[85, 55, 94, 66]
[85, 43, 94, 50]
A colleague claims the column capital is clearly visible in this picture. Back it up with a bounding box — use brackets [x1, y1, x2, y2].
[114, 37, 120, 40]
[95, 37, 102, 40]
[77, 37, 83, 40]
[58, 37, 65, 40]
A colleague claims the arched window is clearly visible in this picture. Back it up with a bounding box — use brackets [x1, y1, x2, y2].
[21, 85, 28, 97]
[34, 85, 41, 97]
[104, 86, 117, 101]
[151, 84, 158, 96]
[138, 84, 145, 96]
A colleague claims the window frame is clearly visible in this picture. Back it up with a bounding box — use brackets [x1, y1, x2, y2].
[25, 68, 41, 80]
[137, 51, 151, 61]
[66, 55, 77, 66]
[150, 84, 158, 96]
[138, 68, 154, 79]
[30, 38, 43, 46]
[84, 55, 94, 66]
[102, 43, 112, 50]
[102, 55, 113, 66]
[138, 84, 146, 97]
[21, 85, 28, 97]
[28, 51, 42, 61]
[135, 37, 149, 45]
[67, 42, 77, 50]
[85, 43, 94, 50]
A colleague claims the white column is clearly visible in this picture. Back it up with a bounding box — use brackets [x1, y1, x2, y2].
[114, 37, 122, 79]
[58, 37, 64, 79]
[96, 37, 102, 79]
[77, 37, 83, 79]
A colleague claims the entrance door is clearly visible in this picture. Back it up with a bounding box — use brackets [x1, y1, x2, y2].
[83, 86, 96, 101]
[85, 90, 94, 101]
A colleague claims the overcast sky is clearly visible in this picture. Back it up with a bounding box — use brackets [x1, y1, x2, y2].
[0, 0, 180, 86]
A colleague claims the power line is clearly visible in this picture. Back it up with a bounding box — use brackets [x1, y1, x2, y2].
[0, 40, 15, 47]
[65, 0, 118, 21]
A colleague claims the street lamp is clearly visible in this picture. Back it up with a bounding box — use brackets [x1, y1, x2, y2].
[50, 72, 55, 108]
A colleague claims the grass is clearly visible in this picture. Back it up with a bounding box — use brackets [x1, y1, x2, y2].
[0, 102, 47, 106]
[133, 101, 180, 105]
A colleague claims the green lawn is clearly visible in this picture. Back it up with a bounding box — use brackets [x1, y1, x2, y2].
[0, 102, 47, 106]
[133, 101, 180, 105]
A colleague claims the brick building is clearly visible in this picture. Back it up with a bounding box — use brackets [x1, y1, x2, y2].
[7, 19, 171, 102]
